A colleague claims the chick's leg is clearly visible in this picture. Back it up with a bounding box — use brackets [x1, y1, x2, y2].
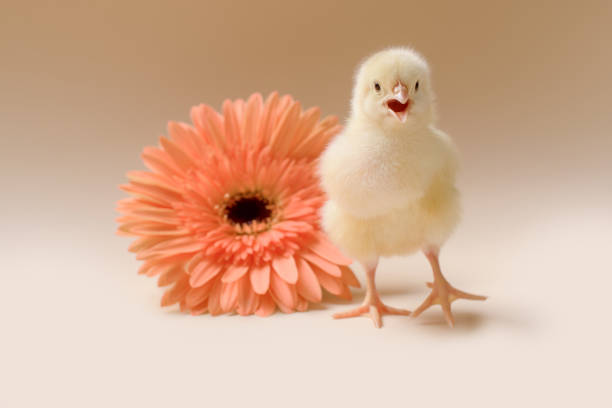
[333, 258, 410, 328]
[412, 248, 487, 327]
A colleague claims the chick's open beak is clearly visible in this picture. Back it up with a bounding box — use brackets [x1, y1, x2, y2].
[386, 82, 411, 122]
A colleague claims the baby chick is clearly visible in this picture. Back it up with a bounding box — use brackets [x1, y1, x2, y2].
[319, 47, 486, 328]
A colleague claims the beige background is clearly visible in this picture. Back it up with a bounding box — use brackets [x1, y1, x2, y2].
[1, 1, 611, 407]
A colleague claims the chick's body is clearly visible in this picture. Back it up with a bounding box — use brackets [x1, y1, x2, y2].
[319, 47, 485, 328]
[320, 121, 460, 262]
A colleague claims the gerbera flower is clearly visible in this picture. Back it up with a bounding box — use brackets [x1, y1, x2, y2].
[117, 92, 360, 316]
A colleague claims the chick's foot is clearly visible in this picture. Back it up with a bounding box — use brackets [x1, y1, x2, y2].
[412, 249, 486, 327]
[333, 298, 411, 328]
[412, 280, 487, 327]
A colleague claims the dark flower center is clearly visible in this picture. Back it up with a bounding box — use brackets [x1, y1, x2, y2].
[225, 194, 272, 225]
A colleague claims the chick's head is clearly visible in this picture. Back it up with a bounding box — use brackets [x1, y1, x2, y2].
[351, 47, 435, 130]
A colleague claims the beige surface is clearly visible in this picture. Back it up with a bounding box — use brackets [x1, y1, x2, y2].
[1, 1, 611, 407]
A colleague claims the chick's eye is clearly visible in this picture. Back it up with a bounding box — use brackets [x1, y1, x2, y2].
[415, 81, 419, 92]
[374, 82, 381, 92]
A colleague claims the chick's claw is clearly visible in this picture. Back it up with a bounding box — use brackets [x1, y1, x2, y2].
[412, 281, 487, 327]
[333, 300, 411, 328]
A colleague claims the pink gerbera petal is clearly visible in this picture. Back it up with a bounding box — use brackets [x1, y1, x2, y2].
[295, 257, 322, 303]
[220, 281, 239, 312]
[271, 255, 298, 284]
[207, 280, 224, 316]
[311, 264, 346, 297]
[185, 280, 214, 308]
[308, 232, 353, 265]
[301, 252, 342, 278]
[157, 267, 185, 287]
[255, 294, 276, 317]
[340, 265, 361, 288]
[159, 136, 196, 171]
[296, 297, 309, 312]
[237, 276, 259, 315]
[270, 271, 297, 309]
[250, 264, 271, 294]
[189, 260, 223, 288]
[161, 277, 190, 307]
[221, 264, 250, 283]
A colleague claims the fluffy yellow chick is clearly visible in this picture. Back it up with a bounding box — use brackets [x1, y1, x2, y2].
[319, 47, 486, 328]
